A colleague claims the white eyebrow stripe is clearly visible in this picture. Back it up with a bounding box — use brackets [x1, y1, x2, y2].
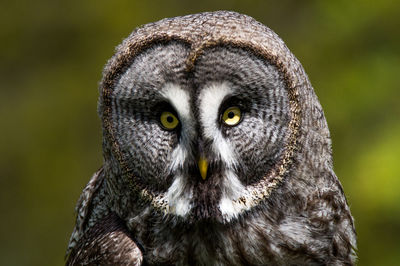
[198, 82, 238, 167]
[198, 82, 231, 139]
[161, 83, 195, 169]
[161, 83, 192, 121]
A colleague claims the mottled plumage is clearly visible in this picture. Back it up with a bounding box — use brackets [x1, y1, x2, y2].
[66, 11, 357, 265]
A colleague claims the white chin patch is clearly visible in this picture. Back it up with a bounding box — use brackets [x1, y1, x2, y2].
[218, 169, 249, 221]
[165, 174, 192, 216]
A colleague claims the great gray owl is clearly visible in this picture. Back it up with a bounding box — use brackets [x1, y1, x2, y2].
[66, 11, 357, 265]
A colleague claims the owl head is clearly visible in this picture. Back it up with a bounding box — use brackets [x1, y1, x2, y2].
[98, 11, 331, 224]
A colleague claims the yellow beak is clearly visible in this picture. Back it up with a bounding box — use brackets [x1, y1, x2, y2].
[198, 156, 208, 180]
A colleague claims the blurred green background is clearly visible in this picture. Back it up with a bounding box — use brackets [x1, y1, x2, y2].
[1, 0, 399, 265]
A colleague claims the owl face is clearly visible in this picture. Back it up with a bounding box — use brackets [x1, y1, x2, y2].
[108, 41, 291, 222]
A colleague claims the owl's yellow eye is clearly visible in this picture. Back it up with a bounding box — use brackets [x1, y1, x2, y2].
[222, 106, 241, 126]
[160, 111, 179, 130]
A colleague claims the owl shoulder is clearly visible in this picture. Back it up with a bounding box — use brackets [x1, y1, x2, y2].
[66, 168, 143, 265]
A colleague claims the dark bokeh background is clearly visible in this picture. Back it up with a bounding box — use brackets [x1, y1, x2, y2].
[1, 1, 399, 265]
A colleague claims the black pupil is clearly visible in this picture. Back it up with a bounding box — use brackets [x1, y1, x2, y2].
[166, 116, 174, 123]
[227, 111, 235, 119]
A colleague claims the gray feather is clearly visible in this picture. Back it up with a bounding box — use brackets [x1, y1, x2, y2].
[67, 11, 357, 265]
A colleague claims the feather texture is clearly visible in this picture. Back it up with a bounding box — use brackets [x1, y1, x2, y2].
[66, 11, 357, 265]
